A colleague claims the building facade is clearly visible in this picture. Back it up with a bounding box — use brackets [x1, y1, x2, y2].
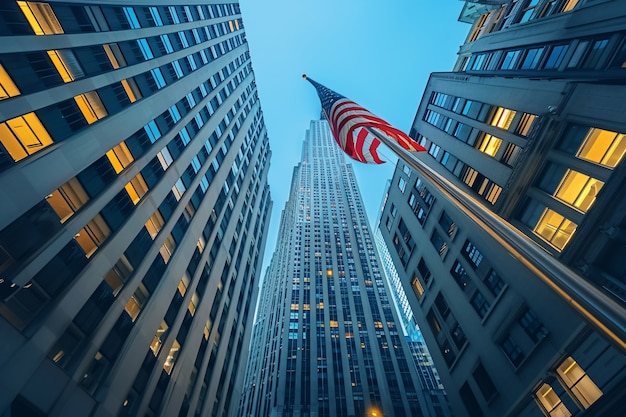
[379, 1, 626, 416]
[373, 190, 451, 417]
[0, 2, 272, 417]
[239, 120, 435, 417]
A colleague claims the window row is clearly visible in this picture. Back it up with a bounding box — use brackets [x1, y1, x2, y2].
[465, 31, 626, 73]
[5, 2, 240, 36]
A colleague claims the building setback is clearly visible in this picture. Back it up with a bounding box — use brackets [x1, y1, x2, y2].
[239, 120, 434, 417]
[379, 1, 626, 416]
[0, 2, 272, 417]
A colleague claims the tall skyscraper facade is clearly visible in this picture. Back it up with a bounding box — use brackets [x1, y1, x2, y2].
[239, 120, 435, 417]
[379, 1, 626, 416]
[0, 2, 271, 417]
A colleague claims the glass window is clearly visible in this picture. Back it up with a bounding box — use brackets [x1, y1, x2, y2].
[521, 47, 545, 69]
[502, 143, 522, 166]
[501, 50, 521, 69]
[145, 210, 165, 239]
[463, 240, 483, 268]
[46, 177, 89, 223]
[484, 269, 505, 297]
[567, 40, 590, 68]
[470, 291, 490, 318]
[74, 91, 107, 124]
[473, 362, 497, 401]
[476, 133, 502, 157]
[500, 334, 525, 367]
[18, 1, 64, 35]
[47, 50, 84, 82]
[553, 169, 603, 212]
[103, 43, 127, 69]
[125, 173, 149, 204]
[516, 113, 537, 136]
[576, 127, 625, 168]
[518, 308, 548, 343]
[544, 45, 569, 69]
[556, 357, 602, 408]
[0, 112, 54, 161]
[163, 339, 180, 374]
[125, 283, 149, 321]
[0, 64, 20, 100]
[522, 200, 577, 250]
[560, 0, 579, 12]
[581, 39, 608, 69]
[121, 78, 142, 103]
[535, 383, 571, 417]
[106, 142, 134, 173]
[490, 107, 517, 130]
[75, 214, 111, 257]
[150, 321, 169, 355]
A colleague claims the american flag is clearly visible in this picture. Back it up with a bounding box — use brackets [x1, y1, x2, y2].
[304, 75, 426, 164]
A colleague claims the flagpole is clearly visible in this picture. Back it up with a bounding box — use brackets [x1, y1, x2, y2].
[366, 126, 626, 352]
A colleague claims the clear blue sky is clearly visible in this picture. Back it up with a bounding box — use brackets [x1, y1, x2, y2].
[238, 0, 470, 271]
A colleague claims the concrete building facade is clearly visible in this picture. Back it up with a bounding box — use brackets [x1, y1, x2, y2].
[0, 2, 271, 417]
[379, 1, 626, 416]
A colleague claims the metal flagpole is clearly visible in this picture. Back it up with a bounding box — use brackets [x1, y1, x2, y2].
[366, 126, 626, 352]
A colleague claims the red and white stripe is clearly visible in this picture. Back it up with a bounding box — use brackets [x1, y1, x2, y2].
[328, 98, 425, 164]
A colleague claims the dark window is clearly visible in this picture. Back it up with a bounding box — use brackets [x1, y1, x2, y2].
[459, 382, 483, 417]
[500, 334, 525, 367]
[451, 261, 470, 290]
[470, 291, 490, 318]
[484, 269, 505, 297]
[518, 308, 548, 343]
[473, 362, 497, 401]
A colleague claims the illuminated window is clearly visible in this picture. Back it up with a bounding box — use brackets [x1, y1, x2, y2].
[74, 91, 107, 124]
[163, 339, 180, 374]
[106, 142, 134, 173]
[0, 64, 20, 100]
[476, 133, 502, 157]
[74, 214, 111, 258]
[0, 112, 54, 161]
[160, 234, 176, 264]
[553, 169, 604, 212]
[145, 210, 165, 239]
[18, 1, 64, 35]
[125, 173, 149, 204]
[188, 292, 199, 316]
[177, 274, 190, 296]
[490, 107, 516, 130]
[560, 0, 579, 12]
[196, 236, 205, 253]
[535, 383, 571, 417]
[121, 78, 142, 103]
[557, 357, 602, 408]
[203, 319, 212, 340]
[411, 275, 424, 299]
[150, 321, 169, 355]
[535, 208, 577, 250]
[125, 284, 149, 321]
[46, 177, 90, 223]
[47, 50, 84, 82]
[577, 128, 625, 168]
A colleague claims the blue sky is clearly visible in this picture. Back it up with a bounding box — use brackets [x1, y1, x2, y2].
[238, 0, 471, 270]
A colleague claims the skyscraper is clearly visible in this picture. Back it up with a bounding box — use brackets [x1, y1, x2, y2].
[239, 120, 433, 417]
[0, 2, 271, 417]
[380, 1, 626, 416]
